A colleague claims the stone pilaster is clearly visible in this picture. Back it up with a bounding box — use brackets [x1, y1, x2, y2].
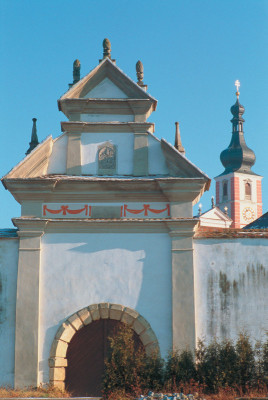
[167, 222, 196, 353]
[133, 132, 148, 176]
[66, 133, 82, 175]
[13, 220, 46, 388]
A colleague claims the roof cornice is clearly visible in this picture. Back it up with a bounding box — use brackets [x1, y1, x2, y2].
[58, 98, 155, 118]
[12, 216, 198, 234]
[3, 176, 209, 204]
[1, 136, 53, 182]
[61, 121, 155, 133]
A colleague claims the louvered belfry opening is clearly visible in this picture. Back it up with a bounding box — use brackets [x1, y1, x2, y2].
[65, 319, 144, 396]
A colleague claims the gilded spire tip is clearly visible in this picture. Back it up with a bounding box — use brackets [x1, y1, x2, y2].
[235, 79, 240, 100]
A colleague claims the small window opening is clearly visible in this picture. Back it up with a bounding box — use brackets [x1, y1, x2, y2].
[245, 182, 251, 200]
[223, 181, 228, 200]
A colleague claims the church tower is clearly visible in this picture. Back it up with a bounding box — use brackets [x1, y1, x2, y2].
[215, 82, 262, 228]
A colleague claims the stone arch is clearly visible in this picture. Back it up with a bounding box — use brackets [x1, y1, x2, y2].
[49, 303, 159, 389]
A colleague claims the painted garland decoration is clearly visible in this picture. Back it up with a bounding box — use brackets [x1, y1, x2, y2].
[242, 207, 255, 221]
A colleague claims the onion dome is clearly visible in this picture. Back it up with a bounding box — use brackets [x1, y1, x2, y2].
[220, 83, 256, 174]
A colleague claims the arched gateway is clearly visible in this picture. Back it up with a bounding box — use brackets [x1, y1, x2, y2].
[49, 303, 159, 395]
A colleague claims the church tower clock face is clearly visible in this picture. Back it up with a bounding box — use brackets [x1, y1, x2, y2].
[242, 207, 255, 222]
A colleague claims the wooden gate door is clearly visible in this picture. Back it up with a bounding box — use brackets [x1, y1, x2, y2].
[65, 319, 142, 397]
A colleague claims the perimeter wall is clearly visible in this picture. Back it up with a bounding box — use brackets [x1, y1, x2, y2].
[194, 237, 268, 343]
[0, 238, 18, 387]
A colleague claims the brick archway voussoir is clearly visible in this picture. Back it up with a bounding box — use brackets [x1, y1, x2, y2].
[49, 303, 159, 389]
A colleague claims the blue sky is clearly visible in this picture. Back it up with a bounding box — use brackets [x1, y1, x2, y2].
[0, 0, 267, 227]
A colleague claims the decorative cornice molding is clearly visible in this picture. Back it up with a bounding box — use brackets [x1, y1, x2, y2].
[12, 217, 198, 234]
[61, 121, 154, 133]
[4, 177, 210, 204]
[58, 98, 154, 118]
[12, 218, 48, 232]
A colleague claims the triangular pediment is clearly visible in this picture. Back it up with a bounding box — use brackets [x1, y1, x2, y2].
[201, 207, 232, 221]
[60, 58, 157, 103]
[83, 77, 128, 98]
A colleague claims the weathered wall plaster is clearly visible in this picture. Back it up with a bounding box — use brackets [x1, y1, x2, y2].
[194, 238, 268, 343]
[0, 239, 19, 386]
[39, 232, 172, 384]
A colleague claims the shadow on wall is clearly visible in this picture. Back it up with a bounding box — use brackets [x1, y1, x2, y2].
[41, 232, 172, 382]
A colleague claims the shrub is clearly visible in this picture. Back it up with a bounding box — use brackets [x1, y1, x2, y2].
[196, 339, 222, 392]
[102, 328, 268, 397]
[165, 350, 196, 389]
[235, 333, 255, 390]
[102, 324, 145, 395]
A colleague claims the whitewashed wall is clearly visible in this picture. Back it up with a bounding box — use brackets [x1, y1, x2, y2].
[194, 238, 268, 344]
[81, 132, 134, 175]
[46, 132, 169, 176]
[83, 78, 128, 98]
[80, 114, 134, 122]
[148, 134, 169, 175]
[39, 232, 172, 383]
[0, 239, 18, 386]
[47, 134, 67, 175]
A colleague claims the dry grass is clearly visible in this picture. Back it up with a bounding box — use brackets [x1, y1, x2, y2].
[0, 386, 71, 398]
[1, 385, 266, 399]
[205, 386, 268, 400]
[104, 386, 268, 400]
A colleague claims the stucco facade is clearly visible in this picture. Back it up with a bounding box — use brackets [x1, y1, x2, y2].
[0, 42, 267, 393]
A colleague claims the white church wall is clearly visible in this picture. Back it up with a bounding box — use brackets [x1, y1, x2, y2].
[39, 232, 172, 383]
[83, 77, 128, 99]
[80, 114, 134, 122]
[81, 132, 134, 175]
[0, 239, 19, 386]
[148, 134, 169, 175]
[194, 238, 268, 344]
[47, 134, 67, 175]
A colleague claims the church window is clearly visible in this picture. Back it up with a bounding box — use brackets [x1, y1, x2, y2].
[222, 181, 228, 200]
[98, 142, 117, 175]
[245, 182, 251, 200]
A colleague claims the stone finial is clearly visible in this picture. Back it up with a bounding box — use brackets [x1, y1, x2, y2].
[26, 118, 39, 155]
[224, 206, 228, 215]
[211, 196, 215, 208]
[73, 59, 81, 84]
[136, 60, 144, 85]
[198, 203, 202, 216]
[103, 38, 111, 59]
[174, 122, 185, 155]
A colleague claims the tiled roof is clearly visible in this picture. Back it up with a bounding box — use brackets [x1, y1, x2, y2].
[243, 212, 268, 229]
[0, 228, 18, 238]
[194, 227, 268, 239]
